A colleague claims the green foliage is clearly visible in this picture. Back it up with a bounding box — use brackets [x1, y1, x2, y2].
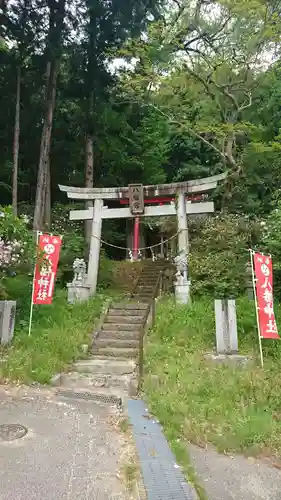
[189, 215, 261, 297]
[261, 199, 281, 298]
[263, 200, 281, 262]
[98, 250, 114, 290]
[1, 274, 32, 318]
[0, 289, 105, 384]
[1, 0, 281, 258]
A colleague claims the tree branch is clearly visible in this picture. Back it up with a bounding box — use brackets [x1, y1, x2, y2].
[136, 101, 227, 160]
[226, 132, 236, 167]
[117, 99, 230, 165]
[238, 91, 252, 112]
[184, 64, 226, 121]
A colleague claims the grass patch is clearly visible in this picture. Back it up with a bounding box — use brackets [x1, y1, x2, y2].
[144, 296, 281, 466]
[0, 289, 106, 384]
[122, 462, 138, 492]
[171, 440, 208, 500]
[119, 418, 131, 434]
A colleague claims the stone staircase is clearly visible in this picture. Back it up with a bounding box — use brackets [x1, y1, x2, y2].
[92, 302, 147, 359]
[54, 260, 170, 407]
[132, 259, 168, 301]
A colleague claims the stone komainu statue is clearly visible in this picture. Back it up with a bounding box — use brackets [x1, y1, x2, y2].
[73, 258, 87, 283]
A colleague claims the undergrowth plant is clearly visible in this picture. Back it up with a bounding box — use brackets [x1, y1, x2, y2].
[144, 297, 281, 460]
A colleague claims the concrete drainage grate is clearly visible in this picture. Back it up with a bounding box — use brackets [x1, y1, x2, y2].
[57, 389, 122, 407]
[127, 400, 198, 500]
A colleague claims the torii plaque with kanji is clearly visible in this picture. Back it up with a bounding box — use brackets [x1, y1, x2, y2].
[128, 184, 144, 215]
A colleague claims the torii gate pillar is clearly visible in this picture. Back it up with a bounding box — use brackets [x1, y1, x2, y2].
[88, 198, 103, 292]
[177, 192, 189, 257]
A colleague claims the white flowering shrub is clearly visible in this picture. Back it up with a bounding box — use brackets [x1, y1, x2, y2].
[0, 206, 33, 272]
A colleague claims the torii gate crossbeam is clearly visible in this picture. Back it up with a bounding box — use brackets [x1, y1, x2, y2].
[59, 173, 226, 295]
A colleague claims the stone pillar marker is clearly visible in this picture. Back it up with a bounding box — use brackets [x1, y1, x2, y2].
[215, 299, 238, 354]
[0, 301, 16, 345]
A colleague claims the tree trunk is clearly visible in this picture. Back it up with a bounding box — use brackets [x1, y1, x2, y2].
[85, 134, 94, 243]
[33, 0, 65, 230]
[43, 155, 51, 229]
[43, 61, 52, 230]
[33, 59, 57, 230]
[12, 65, 21, 216]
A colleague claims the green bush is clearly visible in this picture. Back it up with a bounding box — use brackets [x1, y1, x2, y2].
[262, 199, 281, 299]
[2, 274, 32, 318]
[0, 290, 105, 384]
[189, 214, 261, 298]
[98, 250, 114, 289]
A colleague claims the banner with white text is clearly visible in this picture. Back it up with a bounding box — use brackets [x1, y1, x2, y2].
[32, 234, 62, 305]
[253, 252, 279, 339]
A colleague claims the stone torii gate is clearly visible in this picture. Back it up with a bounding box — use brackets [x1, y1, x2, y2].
[59, 173, 225, 295]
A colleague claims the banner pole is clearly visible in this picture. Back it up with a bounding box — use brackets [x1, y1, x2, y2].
[28, 231, 40, 337]
[249, 249, 264, 368]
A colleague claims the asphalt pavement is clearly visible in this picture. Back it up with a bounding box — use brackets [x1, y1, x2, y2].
[0, 386, 131, 500]
[190, 443, 281, 500]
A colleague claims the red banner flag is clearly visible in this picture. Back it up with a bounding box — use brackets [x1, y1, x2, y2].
[32, 234, 62, 305]
[253, 252, 279, 339]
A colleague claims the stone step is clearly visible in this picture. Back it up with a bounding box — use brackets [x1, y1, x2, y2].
[95, 337, 139, 349]
[137, 280, 158, 284]
[134, 287, 155, 292]
[58, 371, 132, 391]
[73, 358, 136, 375]
[131, 299, 151, 303]
[139, 274, 160, 279]
[136, 285, 157, 290]
[134, 284, 156, 288]
[133, 294, 152, 299]
[134, 294, 154, 298]
[98, 330, 140, 340]
[142, 263, 167, 274]
[113, 302, 148, 310]
[102, 322, 141, 332]
[106, 315, 143, 324]
[135, 287, 155, 292]
[108, 308, 145, 317]
[143, 262, 166, 266]
[57, 387, 124, 407]
[92, 347, 138, 358]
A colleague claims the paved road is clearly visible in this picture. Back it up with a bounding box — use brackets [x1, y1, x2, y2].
[190, 443, 281, 500]
[0, 387, 131, 500]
